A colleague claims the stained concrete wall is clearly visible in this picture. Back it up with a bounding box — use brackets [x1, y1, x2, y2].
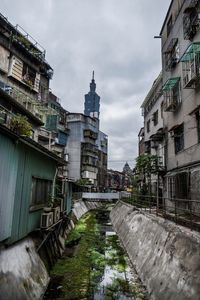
[110, 201, 200, 300]
[0, 238, 49, 300]
[73, 200, 106, 220]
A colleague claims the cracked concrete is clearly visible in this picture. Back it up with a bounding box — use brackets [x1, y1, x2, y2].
[110, 201, 200, 300]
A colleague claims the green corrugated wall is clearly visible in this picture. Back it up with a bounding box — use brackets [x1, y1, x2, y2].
[9, 141, 57, 244]
[0, 133, 19, 242]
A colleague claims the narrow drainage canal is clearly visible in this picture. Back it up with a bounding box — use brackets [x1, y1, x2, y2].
[44, 208, 148, 299]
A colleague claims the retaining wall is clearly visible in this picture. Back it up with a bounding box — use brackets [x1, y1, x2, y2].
[110, 201, 200, 300]
[0, 238, 49, 300]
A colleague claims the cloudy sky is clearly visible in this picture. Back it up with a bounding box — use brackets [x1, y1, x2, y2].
[1, 0, 171, 171]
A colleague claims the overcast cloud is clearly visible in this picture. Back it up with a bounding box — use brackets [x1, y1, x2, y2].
[1, 0, 171, 170]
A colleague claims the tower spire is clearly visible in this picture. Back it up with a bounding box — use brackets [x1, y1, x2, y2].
[90, 70, 96, 92]
[84, 71, 100, 118]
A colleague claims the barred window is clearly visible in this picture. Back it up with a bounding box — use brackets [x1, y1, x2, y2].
[30, 177, 52, 209]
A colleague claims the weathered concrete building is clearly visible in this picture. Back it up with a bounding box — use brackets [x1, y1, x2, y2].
[140, 73, 166, 195]
[66, 75, 108, 190]
[160, 0, 200, 210]
[0, 13, 73, 244]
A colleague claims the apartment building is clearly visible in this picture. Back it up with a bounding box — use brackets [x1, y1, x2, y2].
[140, 73, 165, 195]
[160, 0, 200, 210]
[0, 14, 72, 243]
[66, 113, 99, 185]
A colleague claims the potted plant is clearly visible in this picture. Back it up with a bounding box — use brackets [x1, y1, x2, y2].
[10, 114, 32, 136]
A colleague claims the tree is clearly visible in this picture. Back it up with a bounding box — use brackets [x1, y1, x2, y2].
[135, 154, 161, 195]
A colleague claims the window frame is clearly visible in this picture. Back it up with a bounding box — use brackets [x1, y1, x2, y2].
[174, 123, 184, 154]
[152, 110, 158, 126]
[147, 119, 150, 133]
[196, 110, 200, 143]
[30, 176, 52, 211]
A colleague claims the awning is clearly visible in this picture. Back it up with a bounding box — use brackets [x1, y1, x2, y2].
[180, 42, 200, 62]
[150, 128, 164, 141]
[168, 124, 181, 132]
[163, 77, 180, 91]
[188, 104, 200, 115]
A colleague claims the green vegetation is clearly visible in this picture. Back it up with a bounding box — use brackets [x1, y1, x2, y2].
[46, 211, 148, 299]
[50, 212, 105, 299]
[10, 114, 32, 137]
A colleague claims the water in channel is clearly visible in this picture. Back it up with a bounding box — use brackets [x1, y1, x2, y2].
[44, 207, 148, 300]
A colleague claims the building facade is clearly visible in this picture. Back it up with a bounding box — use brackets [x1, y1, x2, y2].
[160, 0, 200, 211]
[0, 13, 72, 244]
[140, 73, 166, 195]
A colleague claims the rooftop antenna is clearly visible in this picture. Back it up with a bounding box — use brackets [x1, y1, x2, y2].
[92, 70, 94, 80]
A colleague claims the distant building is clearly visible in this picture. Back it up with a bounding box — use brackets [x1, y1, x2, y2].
[140, 73, 165, 195]
[67, 74, 108, 190]
[123, 162, 133, 176]
[66, 113, 99, 185]
[84, 71, 100, 119]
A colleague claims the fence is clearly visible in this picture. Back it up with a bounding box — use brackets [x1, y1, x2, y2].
[121, 194, 200, 232]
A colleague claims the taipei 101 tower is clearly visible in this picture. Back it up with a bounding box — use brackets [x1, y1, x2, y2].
[84, 71, 100, 119]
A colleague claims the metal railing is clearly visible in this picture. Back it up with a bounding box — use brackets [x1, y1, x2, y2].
[122, 194, 200, 232]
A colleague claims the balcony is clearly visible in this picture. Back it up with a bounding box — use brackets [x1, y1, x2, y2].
[58, 165, 68, 178]
[164, 38, 179, 71]
[83, 129, 98, 140]
[163, 78, 181, 112]
[82, 143, 98, 154]
[0, 80, 44, 120]
[183, 2, 200, 40]
[0, 105, 12, 127]
[82, 165, 98, 173]
[181, 43, 200, 88]
[37, 127, 54, 141]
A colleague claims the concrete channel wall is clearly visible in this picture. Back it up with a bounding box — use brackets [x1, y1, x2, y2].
[0, 238, 49, 300]
[110, 201, 200, 300]
[0, 200, 103, 300]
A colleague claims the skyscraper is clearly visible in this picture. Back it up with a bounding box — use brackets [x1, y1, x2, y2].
[84, 71, 100, 119]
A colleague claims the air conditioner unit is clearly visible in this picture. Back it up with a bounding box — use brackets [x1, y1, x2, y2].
[53, 206, 61, 223]
[40, 212, 54, 229]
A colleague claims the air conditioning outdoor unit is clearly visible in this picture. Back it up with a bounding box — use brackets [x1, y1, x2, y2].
[40, 212, 54, 229]
[53, 206, 61, 223]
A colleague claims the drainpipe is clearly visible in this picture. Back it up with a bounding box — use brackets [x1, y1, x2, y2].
[52, 167, 58, 202]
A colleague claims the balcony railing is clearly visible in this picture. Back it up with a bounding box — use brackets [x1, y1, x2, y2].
[122, 194, 200, 232]
[0, 105, 12, 127]
[83, 129, 98, 140]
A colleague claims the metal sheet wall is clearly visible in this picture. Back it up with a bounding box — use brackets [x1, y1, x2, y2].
[0, 133, 19, 241]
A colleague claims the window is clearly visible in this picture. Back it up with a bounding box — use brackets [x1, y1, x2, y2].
[168, 176, 175, 199]
[174, 124, 184, 154]
[167, 15, 173, 37]
[161, 101, 164, 119]
[30, 177, 52, 209]
[152, 110, 158, 126]
[164, 39, 179, 71]
[196, 110, 200, 143]
[147, 120, 150, 133]
[163, 78, 181, 112]
[22, 64, 36, 87]
[183, 4, 200, 40]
